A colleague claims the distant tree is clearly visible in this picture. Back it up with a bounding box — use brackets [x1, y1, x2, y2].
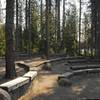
[79, 0, 82, 55]
[55, 0, 61, 52]
[83, 13, 91, 56]
[15, 0, 23, 53]
[62, 0, 66, 50]
[45, 0, 49, 57]
[64, 3, 77, 56]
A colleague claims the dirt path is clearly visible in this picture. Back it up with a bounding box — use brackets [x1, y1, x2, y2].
[19, 61, 100, 100]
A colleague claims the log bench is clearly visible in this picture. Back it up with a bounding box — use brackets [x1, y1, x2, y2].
[0, 71, 37, 92]
[58, 68, 100, 80]
[47, 58, 65, 62]
[70, 64, 100, 70]
[42, 57, 66, 71]
[16, 62, 30, 72]
[0, 71, 37, 100]
[23, 71, 37, 81]
[67, 59, 100, 64]
[72, 68, 100, 76]
[68, 59, 87, 64]
[0, 77, 30, 92]
[58, 72, 73, 80]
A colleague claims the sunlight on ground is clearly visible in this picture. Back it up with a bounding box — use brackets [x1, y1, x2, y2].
[19, 75, 57, 100]
[19, 62, 100, 100]
[71, 85, 86, 95]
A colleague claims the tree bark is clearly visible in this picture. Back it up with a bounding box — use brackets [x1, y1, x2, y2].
[79, 0, 81, 55]
[55, 0, 61, 52]
[5, 0, 16, 78]
[91, 0, 97, 56]
[45, 0, 49, 57]
[96, 0, 100, 58]
[62, 0, 66, 49]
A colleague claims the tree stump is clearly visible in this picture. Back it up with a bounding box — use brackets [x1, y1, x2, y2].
[0, 88, 11, 100]
[58, 78, 72, 87]
[42, 62, 52, 71]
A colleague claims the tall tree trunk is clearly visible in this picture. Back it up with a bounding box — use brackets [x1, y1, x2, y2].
[15, 0, 23, 55]
[5, 0, 16, 78]
[62, 0, 66, 50]
[18, 2, 23, 52]
[91, 0, 97, 57]
[96, 0, 100, 58]
[28, 0, 32, 56]
[55, 0, 61, 52]
[91, 0, 100, 58]
[25, 0, 28, 30]
[45, 0, 49, 57]
[79, 0, 81, 55]
[15, 0, 19, 51]
[57, 0, 60, 43]
[40, 0, 43, 40]
[25, 0, 28, 53]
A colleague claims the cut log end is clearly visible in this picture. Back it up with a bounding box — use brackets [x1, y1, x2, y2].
[0, 88, 11, 100]
[58, 78, 72, 87]
[42, 63, 52, 71]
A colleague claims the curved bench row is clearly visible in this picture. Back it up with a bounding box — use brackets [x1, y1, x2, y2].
[70, 64, 100, 70]
[0, 57, 68, 100]
[16, 62, 30, 72]
[58, 68, 100, 80]
[1, 57, 99, 99]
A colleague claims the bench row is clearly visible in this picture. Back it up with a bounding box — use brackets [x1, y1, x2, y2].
[0, 71, 37, 92]
[58, 68, 100, 80]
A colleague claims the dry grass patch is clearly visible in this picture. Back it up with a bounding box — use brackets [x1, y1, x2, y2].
[19, 74, 58, 100]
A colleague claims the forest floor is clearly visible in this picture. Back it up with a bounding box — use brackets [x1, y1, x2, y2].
[19, 60, 100, 100]
[0, 57, 45, 84]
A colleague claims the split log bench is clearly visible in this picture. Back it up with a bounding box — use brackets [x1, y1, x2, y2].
[0, 71, 37, 100]
[67, 59, 100, 65]
[16, 62, 30, 72]
[58, 68, 100, 86]
[42, 57, 66, 71]
[58, 72, 73, 80]
[46, 57, 65, 63]
[68, 59, 87, 64]
[70, 64, 100, 70]
[73, 68, 100, 75]
[0, 77, 30, 92]
[23, 71, 37, 81]
[58, 68, 100, 79]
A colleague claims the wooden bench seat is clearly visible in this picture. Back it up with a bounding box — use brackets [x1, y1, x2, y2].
[58, 68, 100, 80]
[73, 68, 100, 75]
[46, 58, 64, 63]
[58, 72, 73, 80]
[70, 64, 100, 70]
[0, 77, 30, 92]
[16, 62, 30, 72]
[23, 71, 37, 81]
[68, 59, 87, 63]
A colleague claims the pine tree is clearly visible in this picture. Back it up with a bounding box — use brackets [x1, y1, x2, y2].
[5, 0, 16, 78]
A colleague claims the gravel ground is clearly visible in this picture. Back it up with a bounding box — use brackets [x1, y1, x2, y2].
[19, 61, 100, 100]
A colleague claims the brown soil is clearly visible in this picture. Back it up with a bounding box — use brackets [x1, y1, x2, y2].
[19, 61, 100, 100]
